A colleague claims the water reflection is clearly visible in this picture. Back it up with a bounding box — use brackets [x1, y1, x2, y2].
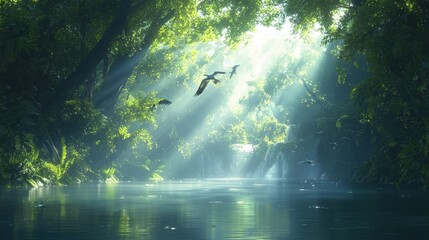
[1, 180, 429, 240]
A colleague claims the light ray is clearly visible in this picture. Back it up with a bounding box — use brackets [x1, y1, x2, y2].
[120, 21, 326, 179]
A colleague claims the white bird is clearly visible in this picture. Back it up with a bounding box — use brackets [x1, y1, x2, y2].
[299, 159, 316, 166]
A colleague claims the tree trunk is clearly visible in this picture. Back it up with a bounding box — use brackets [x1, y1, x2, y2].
[94, 10, 176, 115]
[44, 0, 132, 113]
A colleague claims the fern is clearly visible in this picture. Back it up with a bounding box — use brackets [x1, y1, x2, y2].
[150, 172, 164, 181]
[43, 162, 62, 182]
[102, 167, 117, 183]
[42, 136, 74, 184]
[60, 136, 67, 165]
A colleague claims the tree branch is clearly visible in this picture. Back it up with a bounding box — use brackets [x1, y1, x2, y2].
[296, 75, 325, 108]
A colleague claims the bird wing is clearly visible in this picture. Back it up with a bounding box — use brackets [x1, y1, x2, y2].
[194, 79, 209, 96]
[213, 71, 226, 75]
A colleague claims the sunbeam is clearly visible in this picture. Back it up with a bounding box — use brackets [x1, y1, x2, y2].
[112, 20, 326, 180]
[3, 3, 427, 239]
[127, 22, 326, 178]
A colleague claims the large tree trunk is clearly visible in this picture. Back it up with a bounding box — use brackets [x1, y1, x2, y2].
[94, 10, 176, 115]
[43, 0, 132, 114]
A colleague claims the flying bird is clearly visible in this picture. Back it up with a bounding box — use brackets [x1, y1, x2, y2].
[299, 159, 316, 166]
[158, 99, 172, 105]
[229, 65, 240, 79]
[151, 98, 172, 110]
[194, 71, 226, 96]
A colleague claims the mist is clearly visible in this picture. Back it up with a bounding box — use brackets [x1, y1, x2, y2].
[117, 22, 332, 181]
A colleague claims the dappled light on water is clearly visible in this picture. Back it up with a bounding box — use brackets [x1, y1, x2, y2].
[2, 180, 429, 240]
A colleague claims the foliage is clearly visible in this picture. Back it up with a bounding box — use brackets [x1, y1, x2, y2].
[339, 0, 429, 186]
[101, 167, 118, 183]
[0, 134, 47, 187]
[1, 0, 428, 187]
[1, 0, 286, 186]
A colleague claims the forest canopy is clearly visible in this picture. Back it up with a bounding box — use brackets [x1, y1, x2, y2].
[1, 0, 428, 187]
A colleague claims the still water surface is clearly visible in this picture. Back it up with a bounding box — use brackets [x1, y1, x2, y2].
[1, 179, 429, 240]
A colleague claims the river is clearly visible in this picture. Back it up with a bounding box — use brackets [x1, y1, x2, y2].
[1, 179, 428, 239]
